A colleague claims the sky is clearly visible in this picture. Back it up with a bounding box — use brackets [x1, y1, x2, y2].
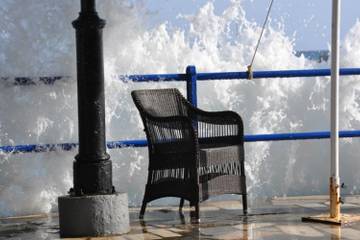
[141, 0, 359, 50]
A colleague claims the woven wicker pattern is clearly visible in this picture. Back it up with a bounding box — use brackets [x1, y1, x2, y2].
[131, 88, 247, 221]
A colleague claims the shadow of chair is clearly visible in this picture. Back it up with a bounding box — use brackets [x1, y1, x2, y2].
[131, 88, 247, 222]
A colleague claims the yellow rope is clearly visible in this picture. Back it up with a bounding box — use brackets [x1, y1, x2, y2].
[247, 0, 275, 80]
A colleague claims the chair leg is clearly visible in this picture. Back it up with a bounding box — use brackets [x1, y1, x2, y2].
[190, 202, 200, 223]
[179, 198, 185, 213]
[242, 194, 248, 215]
[139, 201, 147, 219]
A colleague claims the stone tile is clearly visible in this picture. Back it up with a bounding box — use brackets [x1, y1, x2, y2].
[277, 225, 325, 237]
[342, 203, 360, 208]
[341, 228, 360, 240]
[296, 203, 327, 209]
[175, 206, 219, 213]
[199, 206, 220, 211]
[124, 233, 161, 240]
[93, 237, 128, 240]
[199, 226, 238, 236]
[143, 206, 175, 213]
[323, 201, 360, 208]
[271, 200, 298, 206]
[151, 224, 168, 228]
[271, 195, 328, 206]
[128, 225, 145, 231]
[202, 225, 278, 240]
[60, 238, 87, 240]
[212, 230, 246, 240]
[63, 237, 123, 240]
[312, 224, 341, 237]
[207, 201, 243, 210]
[344, 196, 360, 204]
[274, 195, 329, 201]
[233, 222, 275, 230]
[147, 229, 182, 238]
[167, 227, 188, 233]
[61, 236, 128, 240]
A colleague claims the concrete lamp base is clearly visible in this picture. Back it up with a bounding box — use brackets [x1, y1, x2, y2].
[58, 192, 130, 237]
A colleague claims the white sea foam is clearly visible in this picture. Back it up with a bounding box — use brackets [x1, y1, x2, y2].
[0, 0, 360, 217]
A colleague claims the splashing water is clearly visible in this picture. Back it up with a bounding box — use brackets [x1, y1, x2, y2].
[0, 0, 360, 217]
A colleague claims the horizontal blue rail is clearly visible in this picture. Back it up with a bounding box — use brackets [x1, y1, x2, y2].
[1, 76, 70, 85]
[2, 130, 360, 154]
[244, 130, 360, 142]
[122, 68, 360, 82]
[2, 68, 360, 85]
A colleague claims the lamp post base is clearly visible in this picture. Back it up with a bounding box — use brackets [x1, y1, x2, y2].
[58, 192, 130, 237]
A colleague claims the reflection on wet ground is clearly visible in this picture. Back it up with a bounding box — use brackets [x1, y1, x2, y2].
[2, 195, 360, 239]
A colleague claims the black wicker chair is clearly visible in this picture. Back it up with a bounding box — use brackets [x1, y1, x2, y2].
[131, 88, 247, 221]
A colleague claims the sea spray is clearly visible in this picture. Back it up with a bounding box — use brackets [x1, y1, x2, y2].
[0, 0, 360, 217]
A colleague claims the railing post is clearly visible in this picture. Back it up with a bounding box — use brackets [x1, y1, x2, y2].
[186, 65, 197, 107]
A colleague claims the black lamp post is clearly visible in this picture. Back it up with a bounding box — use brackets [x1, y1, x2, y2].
[58, 1, 129, 237]
[72, 0, 113, 195]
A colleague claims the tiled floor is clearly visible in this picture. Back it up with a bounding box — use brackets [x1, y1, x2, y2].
[2, 196, 360, 239]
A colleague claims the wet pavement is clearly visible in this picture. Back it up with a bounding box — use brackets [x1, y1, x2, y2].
[2, 195, 360, 239]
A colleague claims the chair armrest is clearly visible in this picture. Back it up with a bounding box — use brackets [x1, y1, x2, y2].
[192, 108, 243, 126]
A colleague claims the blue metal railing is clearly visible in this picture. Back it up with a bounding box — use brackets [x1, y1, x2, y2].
[1, 66, 360, 154]
[123, 68, 360, 83]
[2, 130, 360, 154]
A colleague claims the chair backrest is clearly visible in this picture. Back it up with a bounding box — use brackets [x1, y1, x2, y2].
[131, 88, 189, 118]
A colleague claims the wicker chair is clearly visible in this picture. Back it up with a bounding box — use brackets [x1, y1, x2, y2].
[131, 88, 247, 221]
